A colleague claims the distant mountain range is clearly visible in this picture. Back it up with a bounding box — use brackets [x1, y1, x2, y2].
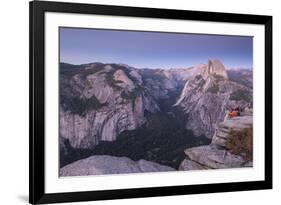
[59, 59, 253, 170]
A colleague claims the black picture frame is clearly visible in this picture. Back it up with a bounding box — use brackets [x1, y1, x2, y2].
[29, 0, 272, 204]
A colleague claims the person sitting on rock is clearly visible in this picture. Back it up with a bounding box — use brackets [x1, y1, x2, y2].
[228, 107, 238, 118]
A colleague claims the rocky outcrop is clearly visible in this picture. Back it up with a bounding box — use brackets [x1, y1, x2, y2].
[185, 59, 228, 81]
[60, 60, 253, 151]
[60, 63, 159, 149]
[60, 62, 197, 150]
[60, 155, 175, 176]
[211, 115, 253, 147]
[174, 59, 252, 138]
[207, 59, 228, 79]
[179, 115, 253, 171]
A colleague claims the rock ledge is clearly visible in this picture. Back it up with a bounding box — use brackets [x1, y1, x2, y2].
[179, 115, 253, 171]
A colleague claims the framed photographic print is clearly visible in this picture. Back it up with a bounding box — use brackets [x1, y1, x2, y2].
[29, 0, 272, 204]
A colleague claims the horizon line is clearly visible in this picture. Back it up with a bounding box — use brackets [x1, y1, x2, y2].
[60, 61, 253, 70]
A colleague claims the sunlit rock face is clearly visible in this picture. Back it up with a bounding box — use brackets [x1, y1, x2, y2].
[174, 59, 252, 138]
[207, 59, 228, 79]
[59, 63, 159, 149]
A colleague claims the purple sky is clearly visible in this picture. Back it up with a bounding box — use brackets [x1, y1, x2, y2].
[60, 27, 253, 69]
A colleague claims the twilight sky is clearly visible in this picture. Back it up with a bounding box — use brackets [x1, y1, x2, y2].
[60, 27, 253, 69]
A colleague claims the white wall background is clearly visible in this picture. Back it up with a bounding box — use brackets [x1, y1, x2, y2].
[0, 0, 279, 204]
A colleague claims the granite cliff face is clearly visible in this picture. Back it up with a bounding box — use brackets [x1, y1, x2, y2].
[179, 114, 253, 170]
[174, 59, 252, 138]
[60, 63, 159, 149]
[59, 62, 194, 150]
[59, 59, 253, 170]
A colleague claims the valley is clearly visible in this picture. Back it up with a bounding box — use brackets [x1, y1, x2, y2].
[59, 59, 253, 175]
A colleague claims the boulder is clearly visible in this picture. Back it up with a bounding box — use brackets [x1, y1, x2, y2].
[60, 155, 175, 176]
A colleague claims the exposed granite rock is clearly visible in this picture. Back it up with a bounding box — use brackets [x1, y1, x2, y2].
[174, 59, 252, 138]
[113, 69, 136, 91]
[179, 115, 253, 171]
[207, 59, 228, 79]
[60, 155, 175, 176]
[182, 145, 245, 169]
[60, 63, 160, 149]
[178, 158, 208, 170]
[60, 61, 252, 152]
[212, 115, 253, 147]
